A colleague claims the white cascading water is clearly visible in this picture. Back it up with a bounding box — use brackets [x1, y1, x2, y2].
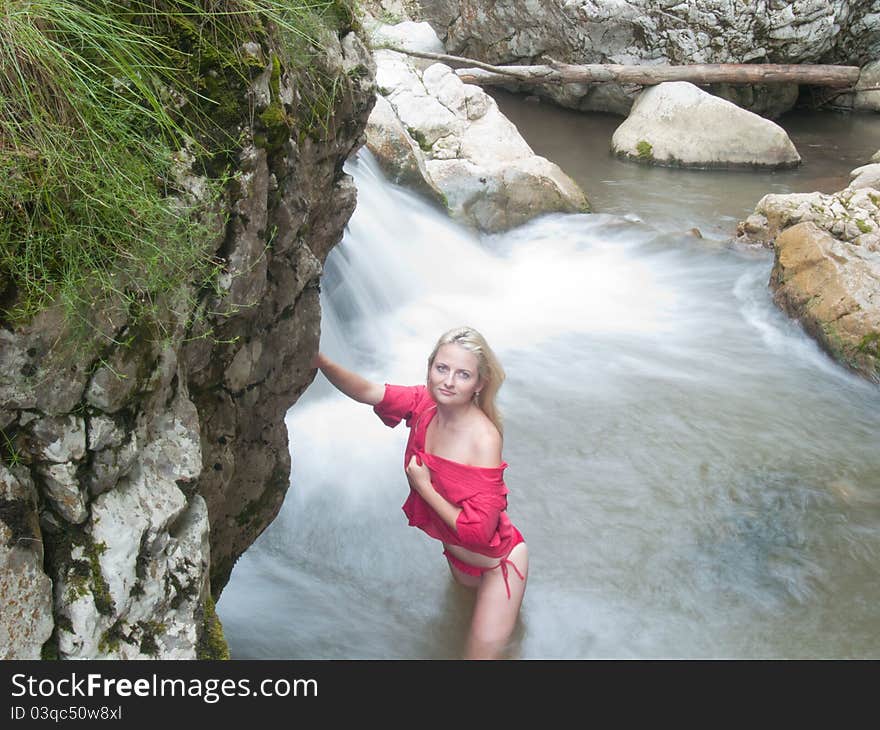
[218, 148, 880, 659]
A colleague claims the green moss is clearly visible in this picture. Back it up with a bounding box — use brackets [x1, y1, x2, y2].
[167, 570, 199, 610]
[40, 641, 59, 661]
[197, 594, 230, 660]
[636, 140, 654, 161]
[856, 218, 873, 234]
[85, 540, 114, 616]
[44, 525, 116, 617]
[256, 53, 294, 153]
[137, 621, 167, 657]
[857, 332, 880, 356]
[407, 126, 432, 152]
[98, 620, 128, 654]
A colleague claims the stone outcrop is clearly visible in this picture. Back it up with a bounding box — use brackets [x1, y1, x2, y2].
[366, 29, 590, 232]
[413, 0, 880, 116]
[770, 222, 880, 382]
[738, 185, 880, 250]
[738, 164, 880, 382]
[611, 81, 801, 169]
[0, 25, 376, 658]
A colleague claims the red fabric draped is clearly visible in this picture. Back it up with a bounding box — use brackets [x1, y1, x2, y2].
[374, 384, 523, 559]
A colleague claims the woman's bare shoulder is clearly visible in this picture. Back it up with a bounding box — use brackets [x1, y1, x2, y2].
[468, 414, 503, 467]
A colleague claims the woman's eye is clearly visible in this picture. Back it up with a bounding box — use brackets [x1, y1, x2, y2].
[458, 372, 470, 379]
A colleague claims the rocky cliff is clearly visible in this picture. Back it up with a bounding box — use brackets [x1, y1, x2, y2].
[0, 6, 375, 659]
[413, 0, 880, 116]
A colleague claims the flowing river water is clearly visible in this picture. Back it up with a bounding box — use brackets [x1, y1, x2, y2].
[218, 94, 880, 659]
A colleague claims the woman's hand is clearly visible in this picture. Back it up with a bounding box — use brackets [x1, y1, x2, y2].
[405, 454, 432, 495]
[310, 351, 327, 370]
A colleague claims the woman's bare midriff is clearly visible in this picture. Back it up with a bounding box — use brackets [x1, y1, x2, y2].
[442, 542, 507, 569]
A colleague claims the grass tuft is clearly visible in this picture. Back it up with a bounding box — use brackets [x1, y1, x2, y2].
[0, 0, 359, 338]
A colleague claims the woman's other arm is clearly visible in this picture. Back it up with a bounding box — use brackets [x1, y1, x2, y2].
[312, 352, 385, 406]
[406, 456, 462, 531]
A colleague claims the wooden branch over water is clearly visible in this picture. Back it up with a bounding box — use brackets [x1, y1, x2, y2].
[381, 47, 861, 87]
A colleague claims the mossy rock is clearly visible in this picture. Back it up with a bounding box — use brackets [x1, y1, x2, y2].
[197, 594, 230, 660]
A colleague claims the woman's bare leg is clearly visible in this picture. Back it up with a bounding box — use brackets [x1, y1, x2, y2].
[464, 542, 529, 660]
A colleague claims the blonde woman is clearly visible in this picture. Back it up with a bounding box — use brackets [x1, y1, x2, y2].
[312, 326, 528, 659]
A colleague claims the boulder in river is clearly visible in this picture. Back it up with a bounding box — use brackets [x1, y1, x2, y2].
[611, 82, 801, 169]
[738, 184, 880, 250]
[738, 158, 880, 383]
[851, 60, 880, 112]
[365, 32, 590, 232]
[849, 162, 880, 190]
[770, 221, 880, 383]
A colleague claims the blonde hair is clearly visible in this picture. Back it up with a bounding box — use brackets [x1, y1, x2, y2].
[427, 326, 505, 434]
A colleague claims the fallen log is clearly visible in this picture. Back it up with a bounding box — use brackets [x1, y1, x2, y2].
[380, 47, 861, 88]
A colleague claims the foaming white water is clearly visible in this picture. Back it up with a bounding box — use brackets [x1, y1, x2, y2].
[219, 148, 880, 660]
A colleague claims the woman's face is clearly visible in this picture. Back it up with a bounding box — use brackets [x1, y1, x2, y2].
[427, 343, 482, 407]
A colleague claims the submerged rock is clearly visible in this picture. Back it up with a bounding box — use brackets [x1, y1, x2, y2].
[611, 82, 801, 169]
[366, 35, 590, 231]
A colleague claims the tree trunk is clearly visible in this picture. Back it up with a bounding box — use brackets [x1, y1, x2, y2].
[382, 47, 861, 88]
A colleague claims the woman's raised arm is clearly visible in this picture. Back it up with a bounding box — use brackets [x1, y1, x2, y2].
[312, 352, 385, 406]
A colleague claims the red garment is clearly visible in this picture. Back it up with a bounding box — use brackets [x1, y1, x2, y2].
[373, 384, 524, 561]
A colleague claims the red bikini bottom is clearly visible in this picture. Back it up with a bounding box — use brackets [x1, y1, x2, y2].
[443, 545, 526, 600]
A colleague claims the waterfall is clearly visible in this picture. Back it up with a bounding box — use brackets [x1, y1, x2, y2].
[220, 147, 880, 660]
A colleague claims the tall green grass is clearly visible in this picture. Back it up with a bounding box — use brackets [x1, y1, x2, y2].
[0, 0, 357, 335]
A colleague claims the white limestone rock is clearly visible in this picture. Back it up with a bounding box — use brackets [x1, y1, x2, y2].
[37, 461, 88, 524]
[849, 163, 880, 190]
[56, 390, 208, 659]
[368, 20, 446, 54]
[419, 0, 874, 116]
[367, 48, 590, 231]
[0, 464, 54, 659]
[853, 60, 880, 112]
[611, 82, 801, 169]
[29, 415, 86, 463]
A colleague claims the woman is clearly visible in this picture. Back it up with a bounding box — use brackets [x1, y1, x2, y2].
[311, 326, 528, 660]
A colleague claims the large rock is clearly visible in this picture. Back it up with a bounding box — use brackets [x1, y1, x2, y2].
[0, 19, 376, 659]
[849, 163, 880, 190]
[611, 82, 800, 169]
[738, 156, 880, 383]
[738, 184, 880, 250]
[367, 41, 589, 231]
[770, 222, 880, 382]
[414, 0, 879, 116]
[851, 59, 880, 111]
